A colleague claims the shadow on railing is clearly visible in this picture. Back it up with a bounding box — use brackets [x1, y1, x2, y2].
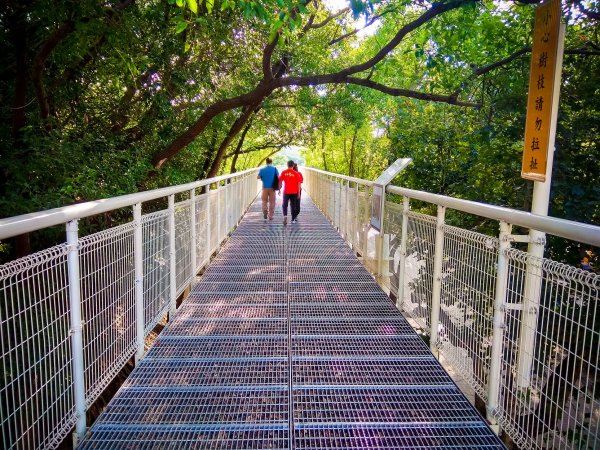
[303, 166, 600, 450]
[0, 169, 259, 449]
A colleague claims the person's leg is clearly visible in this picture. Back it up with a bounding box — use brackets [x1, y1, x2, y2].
[282, 194, 290, 224]
[261, 189, 269, 219]
[268, 189, 276, 220]
[291, 194, 299, 221]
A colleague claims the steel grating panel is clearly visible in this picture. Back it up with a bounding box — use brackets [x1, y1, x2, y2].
[147, 336, 288, 359]
[80, 194, 504, 450]
[288, 272, 375, 283]
[100, 386, 288, 424]
[211, 256, 285, 265]
[287, 246, 356, 261]
[293, 386, 481, 423]
[175, 303, 287, 319]
[200, 273, 286, 283]
[291, 304, 400, 318]
[221, 243, 287, 253]
[292, 336, 431, 358]
[287, 265, 372, 275]
[182, 292, 286, 305]
[165, 318, 288, 336]
[203, 265, 286, 275]
[288, 291, 392, 304]
[288, 257, 364, 266]
[79, 425, 289, 450]
[288, 282, 383, 294]
[292, 359, 450, 386]
[124, 359, 288, 387]
[294, 423, 505, 449]
[193, 281, 286, 293]
[291, 318, 415, 336]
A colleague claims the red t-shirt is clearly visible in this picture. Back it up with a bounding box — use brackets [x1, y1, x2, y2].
[279, 169, 302, 194]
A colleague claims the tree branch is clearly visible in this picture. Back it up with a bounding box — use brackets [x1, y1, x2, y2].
[33, 21, 76, 125]
[306, 7, 350, 31]
[328, 8, 395, 46]
[335, 0, 474, 77]
[263, 34, 279, 80]
[346, 77, 479, 107]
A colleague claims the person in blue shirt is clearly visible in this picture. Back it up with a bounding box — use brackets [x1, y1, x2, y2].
[257, 158, 279, 220]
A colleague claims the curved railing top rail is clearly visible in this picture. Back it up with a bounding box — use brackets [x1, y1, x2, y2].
[0, 168, 258, 240]
[387, 185, 600, 247]
[303, 166, 600, 247]
[303, 167, 375, 186]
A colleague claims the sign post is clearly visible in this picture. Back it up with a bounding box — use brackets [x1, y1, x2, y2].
[369, 158, 412, 279]
[517, 0, 565, 388]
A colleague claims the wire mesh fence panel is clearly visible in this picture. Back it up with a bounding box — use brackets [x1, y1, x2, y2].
[142, 211, 170, 334]
[382, 201, 404, 296]
[0, 246, 76, 450]
[209, 189, 219, 254]
[493, 249, 600, 450]
[79, 223, 137, 407]
[437, 225, 499, 402]
[218, 186, 226, 244]
[175, 200, 193, 296]
[399, 211, 437, 334]
[356, 190, 372, 263]
[193, 195, 207, 270]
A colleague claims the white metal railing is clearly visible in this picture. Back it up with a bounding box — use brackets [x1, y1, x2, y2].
[0, 169, 259, 449]
[303, 167, 600, 450]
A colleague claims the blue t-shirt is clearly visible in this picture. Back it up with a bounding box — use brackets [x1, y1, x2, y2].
[258, 165, 279, 189]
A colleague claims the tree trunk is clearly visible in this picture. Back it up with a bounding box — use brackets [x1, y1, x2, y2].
[321, 129, 328, 171]
[206, 101, 262, 178]
[349, 128, 358, 177]
[230, 119, 254, 173]
[11, 15, 28, 145]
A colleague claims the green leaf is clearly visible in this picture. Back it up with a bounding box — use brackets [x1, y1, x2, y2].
[184, 41, 191, 52]
[205, 0, 214, 13]
[176, 0, 184, 7]
[175, 21, 188, 33]
[187, 0, 198, 14]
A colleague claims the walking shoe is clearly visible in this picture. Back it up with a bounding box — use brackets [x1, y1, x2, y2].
[292, 219, 297, 224]
[263, 211, 268, 219]
[283, 217, 288, 225]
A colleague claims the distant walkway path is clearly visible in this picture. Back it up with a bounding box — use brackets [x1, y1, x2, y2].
[80, 195, 504, 449]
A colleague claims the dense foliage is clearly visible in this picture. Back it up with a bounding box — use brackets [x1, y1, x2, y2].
[0, 0, 598, 261]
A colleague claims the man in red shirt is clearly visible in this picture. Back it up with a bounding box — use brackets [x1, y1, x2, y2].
[279, 160, 303, 225]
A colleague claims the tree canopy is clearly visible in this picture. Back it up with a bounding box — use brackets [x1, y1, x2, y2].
[1, 0, 598, 255]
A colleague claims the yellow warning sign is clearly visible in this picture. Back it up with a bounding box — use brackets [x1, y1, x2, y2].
[522, 0, 561, 182]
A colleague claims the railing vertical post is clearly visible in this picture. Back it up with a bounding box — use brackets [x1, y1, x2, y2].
[355, 182, 360, 252]
[168, 194, 177, 314]
[487, 221, 511, 431]
[429, 205, 446, 354]
[338, 179, 342, 231]
[66, 220, 87, 445]
[205, 185, 211, 262]
[397, 197, 410, 310]
[343, 180, 349, 240]
[133, 203, 145, 363]
[516, 230, 544, 387]
[217, 183, 222, 244]
[190, 189, 197, 278]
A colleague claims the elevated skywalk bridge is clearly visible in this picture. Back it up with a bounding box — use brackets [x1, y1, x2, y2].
[79, 196, 504, 449]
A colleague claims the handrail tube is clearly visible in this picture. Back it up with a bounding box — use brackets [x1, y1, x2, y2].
[0, 168, 257, 240]
[305, 167, 375, 186]
[387, 185, 600, 247]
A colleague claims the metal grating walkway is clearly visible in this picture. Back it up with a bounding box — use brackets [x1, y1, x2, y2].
[79, 195, 505, 449]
